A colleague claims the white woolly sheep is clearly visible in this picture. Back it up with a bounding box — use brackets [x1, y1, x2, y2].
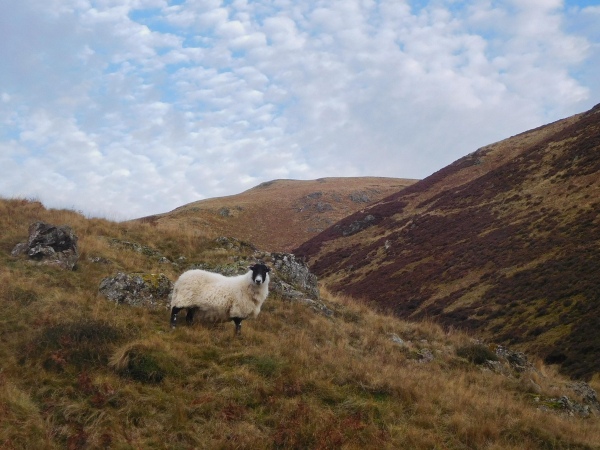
[170, 263, 271, 335]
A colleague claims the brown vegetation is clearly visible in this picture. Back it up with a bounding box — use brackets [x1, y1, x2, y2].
[295, 103, 600, 380]
[1, 198, 599, 449]
[133, 177, 417, 252]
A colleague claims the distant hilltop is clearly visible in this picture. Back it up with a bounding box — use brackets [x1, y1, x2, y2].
[133, 177, 418, 252]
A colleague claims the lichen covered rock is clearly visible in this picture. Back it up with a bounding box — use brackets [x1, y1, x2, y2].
[99, 272, 173, 308]
[266, 252, 319, 299]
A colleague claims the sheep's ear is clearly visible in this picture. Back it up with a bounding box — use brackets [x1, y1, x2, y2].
[248, 264, 255, 270]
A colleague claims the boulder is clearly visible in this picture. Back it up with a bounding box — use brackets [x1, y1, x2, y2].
[267, 252, 319, 299]
[568, 381, 600, 411]
[349, 192, 370, 203]
[334, 214, 376, 236]
[215, 236, 256, 252]
[11, 221, 79, 270]
[99, 272, 173, 308]
[494, 345, 534, 373]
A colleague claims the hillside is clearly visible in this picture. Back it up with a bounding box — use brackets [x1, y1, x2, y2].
[295, 103, 600, 380]
[1, 198, 599, 449]
[135, 177, 416, 252]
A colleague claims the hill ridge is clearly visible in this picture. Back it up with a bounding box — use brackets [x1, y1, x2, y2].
[295, 102, 600, 380]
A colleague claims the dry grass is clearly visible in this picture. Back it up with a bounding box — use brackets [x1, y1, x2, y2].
[0, 197, 598, 449]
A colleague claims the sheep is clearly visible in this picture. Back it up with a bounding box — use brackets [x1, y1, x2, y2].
[170, 263, 271, 335]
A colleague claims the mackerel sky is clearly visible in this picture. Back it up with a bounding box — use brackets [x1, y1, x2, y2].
[1, 0, 599, 219]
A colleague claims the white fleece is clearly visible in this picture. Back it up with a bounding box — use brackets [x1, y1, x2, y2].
[170, 269, 269, 322]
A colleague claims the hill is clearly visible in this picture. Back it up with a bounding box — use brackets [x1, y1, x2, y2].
[135, 177, 417, 252]
[295, 103, 600, 380]
[1, 198, 599, 449]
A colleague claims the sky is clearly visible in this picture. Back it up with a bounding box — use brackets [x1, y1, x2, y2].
[1, 0, 599, 220]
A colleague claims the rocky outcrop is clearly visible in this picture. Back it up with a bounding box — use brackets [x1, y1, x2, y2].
[568, 381, 600, 412]
[349, 192, 371, 203]
[215, 236, 256, 252]
[267, 252, 319, 299]
[333, 214, 376, 236]
[11, 221, 79, 270]
[99, 272, 173, 308]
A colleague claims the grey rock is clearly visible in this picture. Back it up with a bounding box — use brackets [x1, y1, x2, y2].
[334, 214, 377, 237]
[268, 252, 319, 299]
[314, 202, 333, 213]
[306, 192, 322, 199]
[10, 243, 28, 256]
[215, 236, 256, 252]
[558, 396, 573, 411]
[158, 257, 171, 264]
[99, 272, 173, 308]
[390, 334, 406, 346]
[11, 221, 79, 270]
[218, 207, 230, 217]
[88, 256, 112, 265]
[418, 348, 434, 363]
[484, 360, 512, 377]
[495, 345, 535, 373]
[384, 240, 391, 250]
[567, 381, 600, 411]
[349, 192, 370, 203]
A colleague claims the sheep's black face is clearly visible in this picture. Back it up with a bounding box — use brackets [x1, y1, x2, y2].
[249, 263, 271, 286]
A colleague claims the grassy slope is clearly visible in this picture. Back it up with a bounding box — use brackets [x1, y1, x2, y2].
[1, 198, 599, 449]
[135, 177, 417, 252]
[295, 104, 600, 380]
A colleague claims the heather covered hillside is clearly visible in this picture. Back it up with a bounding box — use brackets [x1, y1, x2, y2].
[2, 198, 600, 449]
[295, 103, 600, 380]
[134, 177, 416, 252]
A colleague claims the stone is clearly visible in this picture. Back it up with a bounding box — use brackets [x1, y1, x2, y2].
[88, 256, 112, 265]
[267, 252, 319, 299]
[334, 214, 376, 236]
[11, 221, 79, 270]
[418, 348, 434, 363]
[215, 236, 256, 252]
[10, 243, 28, 256]
[349, 192, 370, 203]
[484, 360, 511, 377]
[390, 334, 406, 346]
[306, 192, 322, 199]
[494, 345, 534, 373]
[567, 381, 600, 411]
[218, 207, 230, 217]
[99, 272, 173, 308]
[158, 257, 171, 264]
[314, 202, 333, 213]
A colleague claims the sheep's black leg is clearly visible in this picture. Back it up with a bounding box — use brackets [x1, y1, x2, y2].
[171, 307, 182, 329]
[186, 308, 197, 326]
[232, 318, 242, 335]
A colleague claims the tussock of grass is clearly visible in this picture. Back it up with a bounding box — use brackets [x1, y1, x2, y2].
[0, 198, 598, 449]
[457, 343, 499, 364]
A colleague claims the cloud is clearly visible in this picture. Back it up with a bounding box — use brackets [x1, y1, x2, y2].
[0, 0, 597, 219]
